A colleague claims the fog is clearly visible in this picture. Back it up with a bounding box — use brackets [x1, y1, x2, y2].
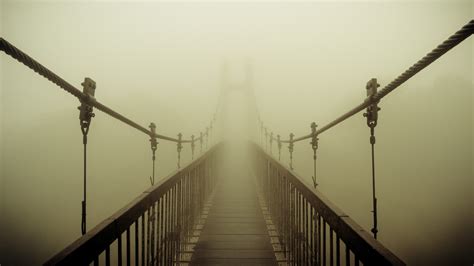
[0, 1, 472, 265]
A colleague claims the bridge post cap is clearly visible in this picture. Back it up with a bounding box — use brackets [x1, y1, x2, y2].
[177, 133, 183, 151]
[366, 78, 380, 97]
[363, 78, 381, 128]
[148, 123, 158, 148]
[149, 122, 156, 132]
[81, 77, 96, 98]
[78, 77, 96, 130]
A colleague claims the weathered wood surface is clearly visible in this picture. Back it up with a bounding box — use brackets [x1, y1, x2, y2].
[191, 154, 277, 266]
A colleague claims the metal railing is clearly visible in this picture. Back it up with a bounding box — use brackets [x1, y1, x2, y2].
[45, 143, 222, 266]
[252, 142, 405, 266]
[258, 20, 473, 145]
[255, 19, 473, 240]
[0, 37, 218, 235]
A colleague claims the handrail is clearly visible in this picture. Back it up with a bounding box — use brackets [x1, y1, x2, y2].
[252, 142, 405, 265]
[0, 37, 214, 143]
[260, 20, 473, 143]
[44, 142, 222, 265]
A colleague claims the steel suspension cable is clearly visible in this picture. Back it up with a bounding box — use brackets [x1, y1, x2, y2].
[0, 37, 201, 144]
[270, 20, 473, 143]
[81, 139, 87, 235]
[78, 78, 96, 235]
[364, 78, 381, 239]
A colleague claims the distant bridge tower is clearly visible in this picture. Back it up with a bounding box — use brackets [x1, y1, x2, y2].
[217, 60, 256, 142]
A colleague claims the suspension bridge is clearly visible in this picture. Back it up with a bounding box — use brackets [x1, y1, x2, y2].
[0, 19, 472, 266]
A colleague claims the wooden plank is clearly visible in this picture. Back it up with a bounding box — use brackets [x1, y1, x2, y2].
[190, 170, 277, 266]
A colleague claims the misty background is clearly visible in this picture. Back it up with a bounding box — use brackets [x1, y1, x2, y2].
[0, 1, 472, 265]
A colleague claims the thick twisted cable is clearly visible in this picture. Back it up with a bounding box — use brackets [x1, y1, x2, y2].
[1, 37, 85, 100]
[278, 20, 473, 142]
[374, 19, 473, 100]
[0, 37, 195, 143]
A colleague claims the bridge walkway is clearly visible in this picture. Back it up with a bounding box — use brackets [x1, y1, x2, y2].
[190, 146, 277, 265]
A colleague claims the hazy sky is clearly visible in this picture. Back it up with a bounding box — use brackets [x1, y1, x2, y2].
[0, 0, 472, 265]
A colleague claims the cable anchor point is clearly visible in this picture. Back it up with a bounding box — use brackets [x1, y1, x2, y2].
[363, 78, 381, 239]
[269, 132, 274, 155]
[277, 134, 282, 161]
[288, 133, 294, 170]
[78, 77, 96, 236]
[177, 133, 183, 168]
[264, 128, 268, 151]
[191, 135, 195, 160]
[205, 127, 209, 149]
[78, 78, 96, 143]
[149, 122, 158, 186]
[310, 122, 319, 188]
[200, 132, 203, 153]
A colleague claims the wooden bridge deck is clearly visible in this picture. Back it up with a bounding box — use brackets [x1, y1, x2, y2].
[190, 161, 277, 265]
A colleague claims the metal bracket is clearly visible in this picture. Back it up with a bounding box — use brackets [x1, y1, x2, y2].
[310, 122, 319, 188]
[149, 122, 158, 185]
[78, 77, 96, 236]
[177, 133, 183, 168]
[149, 123, 158, 157]
[191, 135, 195, 159]
[363, 78, 381, 138]
[269, 132, 274, 154]
[264, 128, 268, 151]
[289, 133, 294, 170]
[78, 78, 96, 142]
[363, 78, 380, 239]
[277, 134, 282, 161]
[205, 127, 209, 149]
[200, 132, 203, 153]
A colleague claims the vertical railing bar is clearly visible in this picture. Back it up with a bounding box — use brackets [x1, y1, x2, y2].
[118, 232, 122, 266]
[141, 213, 145, 266]
[105, 245, 110, 266]
[310, 205, 315, 265]
[169, 186, 173, 265]
[296, 191, 300, 266]
[345, 245, 350, 266]
[317, 212, 321, 266]
[178, 180, 181, 262]
[330, 228, 334, 266]
[304, 198, 310, 265]
[164, 191, 169, 265]
[152, 202, 156, 265]
[289, 183, 295, 265]
[160, 195, 165, 266]
[146, 206, 150, 266]
[299, 191, 303, 266]
[336, 234, 341, 266]
[168, 189, 172, 265]
[126, 227, 130, 266]
[323, 219, 327, 266]
[135, 220, 138, 266]
[173, 183, 177, 263]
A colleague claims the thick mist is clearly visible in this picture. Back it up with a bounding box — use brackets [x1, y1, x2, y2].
[0, 1, 472, 265]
